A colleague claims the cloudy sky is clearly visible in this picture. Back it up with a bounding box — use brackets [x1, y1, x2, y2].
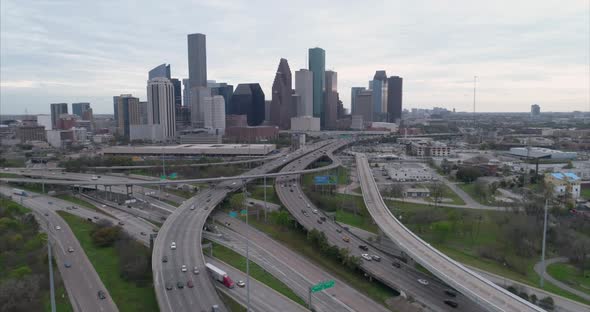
[1, 0, 589, 114]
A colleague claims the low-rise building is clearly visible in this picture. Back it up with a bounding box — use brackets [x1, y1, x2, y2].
[15, 126, 46, 143]
[409, 140, 451, 157]
[403, 187, 431, 198]
[545, 172, 581, 200]
[508, 147, 577, 160]
[103, 143, 276, 157]
[386, 163, 434, 181]
[290, 116, 320, 131]
[224, 126, 279, 143]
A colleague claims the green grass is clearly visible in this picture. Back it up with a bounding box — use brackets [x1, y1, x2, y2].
[248, 185, 281, 205]
[218, 290, 247, 312]
[334, 210, 378, 233]
[57, 211, 158, 312]
[244, 217, 398, 306]
[458, 183, 495, 205]
[0, 172, 20, 178]
[302, 166, 350, 187]
[44, 285, 73, 312]
[384, 201, 590, 305]
[57, 194, 98, 210]
[547, 262, 590, 295]
[207, 241, 306, 307]
[430, 184, 465, 205]
[582, 187, 590, 200]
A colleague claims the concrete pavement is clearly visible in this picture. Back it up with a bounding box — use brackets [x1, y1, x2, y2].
[533, 258, 590, 303]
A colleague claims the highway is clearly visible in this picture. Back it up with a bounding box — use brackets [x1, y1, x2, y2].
[274, 145, 484, 311]
[152, 141, 338, 312]
[355, 153, 545, 312]
[0, 188, 118, 312]
[210, 213, 389, 312]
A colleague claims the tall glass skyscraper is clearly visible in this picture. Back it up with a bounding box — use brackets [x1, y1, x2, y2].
[308, 47, 325, 125]
[72, 102, 90, 118]
[187, 33, 207, 88]
[230, 83, 265, 126]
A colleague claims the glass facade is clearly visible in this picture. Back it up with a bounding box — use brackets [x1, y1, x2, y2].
[308, 47, 325, 124]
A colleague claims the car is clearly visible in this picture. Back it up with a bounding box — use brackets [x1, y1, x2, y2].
[181, 265, 187, 272]
[66, 207, 72, 210]
[44, 212, 49, 216]
[290, 189, 294, 192]
[206, 199, 211, 203]
[336, 228, 342, 233]
[237, 280, 246, 288]
[312, 209, 318, 214]
[193, 267, 200, 274]
[55, 225, 61, 230]
[443, 300, 458, 308]
[97, 290, 106, 299]
[342, 236, 350, 242]
[361, 254, 372, 261]
[101, 204, 106, 208]
[417, 279, 429, 286]
[162, 256, 168, 263]
[298, 195, 302, 199]
[190, 205, 196, 210]
[64, 262, 72, 268]
[48, 201, 53, 205]
[392, 261, 401, 268]
[303, 212, 309, 217]
[140, 232, 146, 236]
[118, 222, 125, 226]
[187, 280, 194, 288]
[317, 219, 323, 224]
[444, 290, 457, 297]
[320, 216, 326, 222]
[152, 229, 158, 233]
[358, 245, 368, 251]
[177, 281, 184, 289]
[166, 283, 173, 290]
[371, 255, 381, 262]
[67, 247, 74, 253]
[171, 242, 177, 250]
[93, 216, 99, 220]
[307, 203, 311, 208]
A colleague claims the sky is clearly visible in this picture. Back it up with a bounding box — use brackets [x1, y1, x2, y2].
[1, 0, 589, 115]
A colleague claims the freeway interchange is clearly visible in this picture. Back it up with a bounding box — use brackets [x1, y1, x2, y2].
[0, 138, 551, 312]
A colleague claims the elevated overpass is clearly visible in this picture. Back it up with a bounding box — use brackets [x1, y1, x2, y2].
[355, 153, 545, 312]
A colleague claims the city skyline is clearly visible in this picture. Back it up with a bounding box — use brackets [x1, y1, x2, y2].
[1, 0, 589, 114]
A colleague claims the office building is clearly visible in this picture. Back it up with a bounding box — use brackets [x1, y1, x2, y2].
[171, 78, 182, 108]
[531, 104, 541, 117]
[264, 100, 271, 122]
[225, 126, 279, 143]
[147, 77, 176, 141]
[371, 70, 388, 115]
[57, 114, 77, 130]
[545, 172, 581, 200]
[308, 47, 325, 123]
[355, 90, 373, 127]
[37, 115, 52, 130]
[189, 86, 211, 127]
[148, 64, 171, 80]
[203, 95, 226, 134]
[387, 76, 403, 123]
[350, 87, 366, 116]
[16, 126, 46, 143]
[208, 81, 234, 113]
[72, 102, 91, 118]
[270, 58, 294, 130]
[292, 93, 303, 118]
[226, 114, 248, 127]
[113, 94, 142, 139]
[230, 83, 265, 126]
[295, 69, 313, 116]
[324, 70, 338, 129]
[290, 116, 320, 131]
[187, 33, 207, 88]
[183, 79, 191, 109]
[50, 103, 68, 130]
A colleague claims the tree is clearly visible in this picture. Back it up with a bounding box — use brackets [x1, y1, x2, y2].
[538, 296, 554, 311]
[91, 226, 121, 247]
[273, 210, 292, 230]
[441, 158, 452, 175]
[386, 184, 404, 198]
[431, 221, 452, 243]
[456, 166, 482, 183]
[430, 182, 445, 208]
[473, 179, 489, 202]
[229, 193, 245, 211]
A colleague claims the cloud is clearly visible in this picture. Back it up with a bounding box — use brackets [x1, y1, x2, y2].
[1, 0, 588, 114]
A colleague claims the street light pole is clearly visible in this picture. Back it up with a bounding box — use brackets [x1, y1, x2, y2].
[540, 199, 549, 288]
[242, 180, 250, 311]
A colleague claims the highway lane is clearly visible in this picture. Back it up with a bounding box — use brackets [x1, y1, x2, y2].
[209, 213, 390, 312]
[1, 189, 118, 312]
[206, 257, 309, 312]
[355, 153, 544, 312]
[275, 146, 483, 311]
[152, 141, 336, 312]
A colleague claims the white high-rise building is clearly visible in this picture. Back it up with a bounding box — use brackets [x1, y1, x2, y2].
[203, 95, 226, 135]
[189, 86, 211, 128]
[295, 69, 313, 117]
[147, 77, 176, 141]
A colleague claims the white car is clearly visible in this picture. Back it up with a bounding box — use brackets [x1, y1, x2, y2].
[193, 267, 200, 274]
[67, 247, 74, 253]
[181, 265, 187, 272]
[312, 209, 318, 214]
[170, 242, 177, 250]
[307, 203, 311, 208]
[190, 204, 196, 210]
[55, 225, 61, 230]
[417, 279, 429, 286]
[361, 253, 372, 261]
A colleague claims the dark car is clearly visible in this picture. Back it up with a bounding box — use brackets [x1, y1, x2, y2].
[319, 216, 326, 222]
[64, 262, 72, 268]
[444, 290, 457, 297]
[444, 300, 458, 308]
[336, 228, 342, 233]
[166, 283, 173, 290]
[97, 291, 106, 300]
[177, 282, 184, 289]
[187, 280, 194, 288]
[317, 219, 323, 224]
[358, 245, 368, 251]
[162, 256, 168, 263]
[392, 261, 401, 268]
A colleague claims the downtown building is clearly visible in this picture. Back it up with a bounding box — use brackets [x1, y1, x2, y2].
[50, 103, 68, 130]
[309, 47, 325, 127]
[113, 94, 142, 140]
[270, 58, 294, 130]
[186, 33, 208, 127]
[324, 70, 338, 129]
[202, 95, 226, 135]
[370, 70, 388, 122]
[230, 83, 265, 126]
[143, 77, 176, 141]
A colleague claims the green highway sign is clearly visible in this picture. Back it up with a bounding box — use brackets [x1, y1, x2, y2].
[310, 280, 335, 293]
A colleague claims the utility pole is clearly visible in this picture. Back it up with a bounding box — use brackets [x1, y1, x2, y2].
[242, 180, 251, 311]
[540, 199, 549, 287]
[263, 175, 267, 223]
[47, 236, 56, 312]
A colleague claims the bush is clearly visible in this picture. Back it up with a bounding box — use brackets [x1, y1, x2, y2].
[91, 226, 121, 247]
[456, 166, 483, 183]
[538, 296, 554, 311]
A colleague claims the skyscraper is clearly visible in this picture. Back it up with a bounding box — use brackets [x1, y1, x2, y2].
[373, 70, 388, 114]
[350, 87, 366, 115]
[531, 104, 541, 117]
[355, 90, 373, 126]
[386, 76, 403, 123]
[187, 33, 207, 88]
[72, 102, 90, 118]
[295, 69, 313, 116]
[308, 47, 325, 124]
[324, 70, 338, 129]
[171, 78, 182, 108]
[208, 81, 234, 113]
[50, 103, 68, 130]
[203, 95, 226, 134]
[270, 58, 293, 130]
[230, 83, 265, 126]
[147, 78, 176, 140]
[113, 95, 141, 139]
[189, 86, 211, 127]
[148, 64, 171, 80]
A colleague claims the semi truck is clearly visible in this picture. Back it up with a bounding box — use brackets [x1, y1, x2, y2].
[12, 188, 27, 196]
[205, 263, 235, 288]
